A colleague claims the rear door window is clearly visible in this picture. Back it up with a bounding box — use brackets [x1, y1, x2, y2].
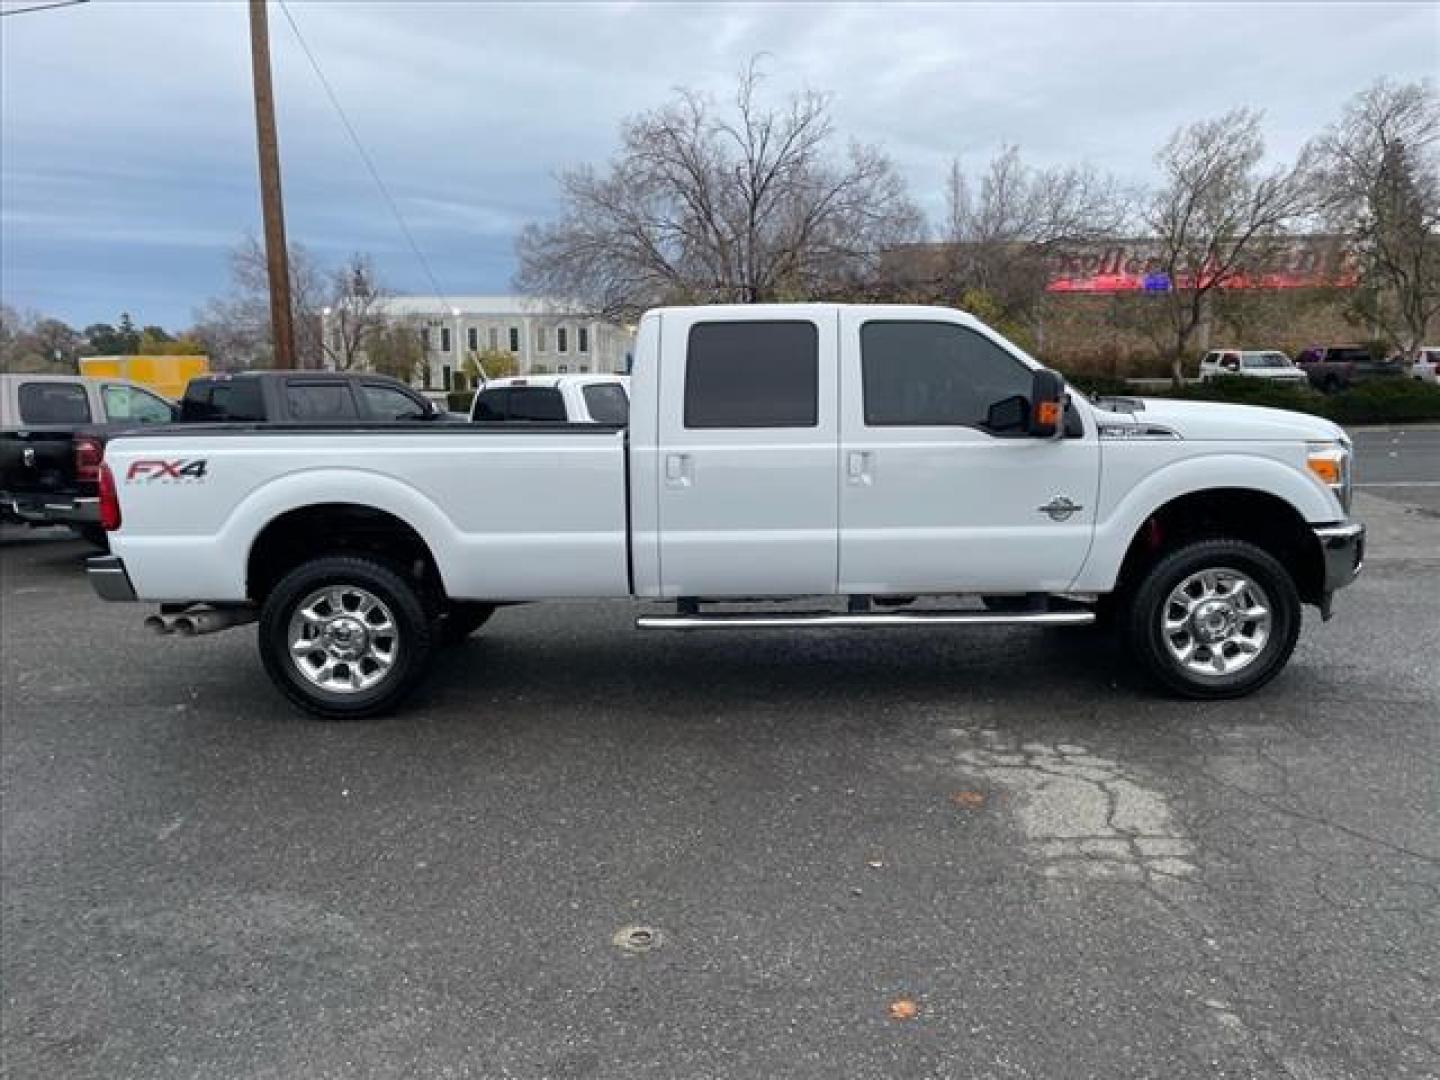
[684, 321, 818, 428]
[284, 381, 359, 421]
[18, 382, 92, 424]
[181, 380, 266, 422]
[581, 383, 629, 424]
[506, 387, 566, 421]
[472, 389, 510, 421]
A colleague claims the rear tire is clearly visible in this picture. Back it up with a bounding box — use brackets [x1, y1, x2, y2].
[1122, 539, 1300, 699]
[258, 555, 434, 720]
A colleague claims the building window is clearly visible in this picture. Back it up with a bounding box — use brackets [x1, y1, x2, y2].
[536, 327, 547, 353]
[557, 327, 568, 353]
[442, 364, 453, 391]
[440, 327, 452, 353]
[508, 327, 520, 352]
[467, 327, 478, 352]
[489, 327, 499, 350]
[578, 327, 589, 353]
[421, 327, 431, 351]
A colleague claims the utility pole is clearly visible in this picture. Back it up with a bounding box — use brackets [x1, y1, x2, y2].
[248, 0, 297, 368]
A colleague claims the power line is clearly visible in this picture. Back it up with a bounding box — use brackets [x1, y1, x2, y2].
[1, 0, 88, 17]
[275, 0, 451, 308]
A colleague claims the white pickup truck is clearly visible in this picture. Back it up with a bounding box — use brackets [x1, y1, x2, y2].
[88, 304, 1364, 718]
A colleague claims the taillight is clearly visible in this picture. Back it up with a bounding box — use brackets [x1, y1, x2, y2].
[74, 435, 103, 484]
[98, 462, 121, 531]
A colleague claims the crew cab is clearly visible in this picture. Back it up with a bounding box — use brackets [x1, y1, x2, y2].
[87, 304, 1365, 718]
[181, 371, 444, 423]
[1, 373, 176, 545]
[1294, 345, 1405, 392]
[470, 375, 630, 424]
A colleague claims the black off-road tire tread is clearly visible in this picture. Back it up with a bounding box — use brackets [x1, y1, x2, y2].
[258, 555, 434, 720]
[1123, 538, 1301, 700]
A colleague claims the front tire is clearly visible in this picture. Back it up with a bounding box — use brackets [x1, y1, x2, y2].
[259, 555, 434, 720]
[1123, 539, 1300, 699]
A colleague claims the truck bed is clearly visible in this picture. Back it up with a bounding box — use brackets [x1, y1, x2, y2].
[102, 422, 631, 603]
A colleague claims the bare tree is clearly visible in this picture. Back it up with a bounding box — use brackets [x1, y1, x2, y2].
[193, 235, 326, 369]
[321, 253, 390, 371]
[1308, 79, 1439, 356]
[1147, 108, 1314, 383]
[942, 145, 1130, 335]
[516, 63, 923, 317]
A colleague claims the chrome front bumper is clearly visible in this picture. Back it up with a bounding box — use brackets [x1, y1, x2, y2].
[87, 555, 137, 602]
[1313, 521, 1364, 618]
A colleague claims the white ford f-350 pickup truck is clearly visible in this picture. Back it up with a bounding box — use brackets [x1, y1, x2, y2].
[87, 304, 1364, 718]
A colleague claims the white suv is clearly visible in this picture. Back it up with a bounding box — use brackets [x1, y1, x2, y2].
[1408, 347, 1438, 385]
[1199, 350, 1309, 385]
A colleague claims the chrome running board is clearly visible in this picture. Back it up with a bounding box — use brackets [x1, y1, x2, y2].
[637, 610, 1094, 630]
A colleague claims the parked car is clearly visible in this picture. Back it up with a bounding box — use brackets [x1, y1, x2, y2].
[179, 371, 446, 424]
[1198, 350, 1309, 386]
[88, 303, 1364, 718]
[0, 373, 176, 545]
[1293, 345, 1404, 393]
[1407, 347, 1438, 385]
[470, 375, 630, 424]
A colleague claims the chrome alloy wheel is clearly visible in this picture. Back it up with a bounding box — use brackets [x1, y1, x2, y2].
[1161, 568, 1272, 677]
[287, 586, 399, 693]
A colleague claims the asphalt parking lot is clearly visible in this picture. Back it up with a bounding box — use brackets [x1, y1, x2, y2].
[2, 436, 1437, 1079]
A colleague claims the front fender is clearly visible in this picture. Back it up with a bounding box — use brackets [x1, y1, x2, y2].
[1071, 453, 1339, 593]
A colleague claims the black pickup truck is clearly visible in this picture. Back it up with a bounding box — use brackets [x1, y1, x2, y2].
[1293, 345, 1406, 392]
[1, 374, 177, 545]
[177, 370, 446, 423]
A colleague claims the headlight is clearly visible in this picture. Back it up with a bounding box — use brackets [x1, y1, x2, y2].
[1307, 442, 1352, 514]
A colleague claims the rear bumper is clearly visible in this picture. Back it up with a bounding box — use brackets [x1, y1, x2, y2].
[2, 491, 98, 526]
[87, 554, 137, 602]
[1314, 521, 1365, 595]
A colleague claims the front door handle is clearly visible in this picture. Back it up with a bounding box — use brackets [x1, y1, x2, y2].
[665, 453, 692, 488]
[846, 450, 873, 485]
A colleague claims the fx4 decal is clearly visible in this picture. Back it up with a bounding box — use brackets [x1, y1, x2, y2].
[126, 459, 209, 483]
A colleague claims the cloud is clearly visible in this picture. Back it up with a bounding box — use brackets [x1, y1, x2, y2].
[2, 0, 1434, 327]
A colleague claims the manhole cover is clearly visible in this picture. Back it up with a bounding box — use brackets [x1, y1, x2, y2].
[613, 925, 662, 954]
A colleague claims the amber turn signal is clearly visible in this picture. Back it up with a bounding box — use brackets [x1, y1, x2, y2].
[1306, 455, 1342, 485]
[1035, 401, 1062, 427]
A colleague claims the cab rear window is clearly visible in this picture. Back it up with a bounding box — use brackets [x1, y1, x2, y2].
[18, 382, 91, 424]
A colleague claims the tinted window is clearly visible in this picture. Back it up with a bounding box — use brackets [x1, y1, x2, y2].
[582, 383, 629, 424]
[18, 382, 91, 424]
[684, 321, 817, 429]
[180, 379, 266, 422]
[506, 387, 565, 421]
[102, 384, 173, 423]
[861, 321, 1030, 427]
[362, 384, 427, 421]
[285, 382, 358, 421]
[472, 388, 509, 421]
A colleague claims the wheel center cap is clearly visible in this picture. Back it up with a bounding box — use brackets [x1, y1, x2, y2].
[323, 616, 369, 659]
[1192, 600, 1238, 643]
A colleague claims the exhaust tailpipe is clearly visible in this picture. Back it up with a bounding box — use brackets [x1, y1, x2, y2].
[172, 608, 257, 636]
[144, 614, 179, 635]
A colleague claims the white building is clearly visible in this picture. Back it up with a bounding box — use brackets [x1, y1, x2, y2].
[324, 295, 634, 392]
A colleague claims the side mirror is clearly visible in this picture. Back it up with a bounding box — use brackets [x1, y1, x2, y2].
[1028, 368, 1067, 437]
[985, 394, 1029, 434]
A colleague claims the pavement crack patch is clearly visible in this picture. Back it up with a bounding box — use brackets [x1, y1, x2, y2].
[943, 728, 1197, 884]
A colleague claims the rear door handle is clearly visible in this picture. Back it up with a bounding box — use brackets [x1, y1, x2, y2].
[665, 453, 692, 487]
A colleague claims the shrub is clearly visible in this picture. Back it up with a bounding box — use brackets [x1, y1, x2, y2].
[1059, 371, 1132, 397]
[1324, 379, 1440, 424]
[1166, 376, 1330, 417]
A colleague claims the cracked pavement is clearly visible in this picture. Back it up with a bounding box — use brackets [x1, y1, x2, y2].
[3, 485, 1438, 1079]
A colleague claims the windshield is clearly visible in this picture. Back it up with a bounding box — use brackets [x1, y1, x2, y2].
[1243, 352, 1292, 369]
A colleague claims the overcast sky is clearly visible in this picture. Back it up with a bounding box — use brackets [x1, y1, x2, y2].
[1, 0, 1435, 329]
